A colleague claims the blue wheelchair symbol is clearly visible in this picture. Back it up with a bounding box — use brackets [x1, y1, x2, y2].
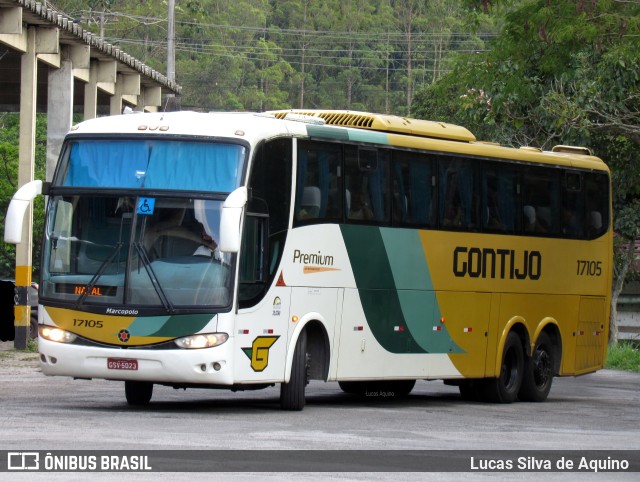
[137, 197, 155, 215]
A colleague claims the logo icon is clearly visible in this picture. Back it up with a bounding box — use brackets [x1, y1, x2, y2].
[242, 336, 279, 372]
[272, 297, 282, 316]
[8, 452, 39, 470]
[117, 329, 131, 342]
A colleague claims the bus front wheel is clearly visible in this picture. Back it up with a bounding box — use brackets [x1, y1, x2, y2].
[125, 381, 153, 406]
[280, 330, 309, 411]
[481, 331, 524, 403]
[519, 332, 554, 402]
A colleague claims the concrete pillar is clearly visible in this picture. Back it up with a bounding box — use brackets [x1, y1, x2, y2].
[84, 60, 98, 120]
[46, 57, 73, 182]
[110, 74, 123, 116]
[15, 26, 37, 349]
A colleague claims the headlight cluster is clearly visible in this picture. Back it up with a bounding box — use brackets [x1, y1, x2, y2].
[39, 326, 77, 343]
[174, 333, 228, 349]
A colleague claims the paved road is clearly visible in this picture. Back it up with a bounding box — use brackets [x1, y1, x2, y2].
[1, 343, 639, 480]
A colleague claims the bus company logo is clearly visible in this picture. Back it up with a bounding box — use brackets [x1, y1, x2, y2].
[453, 246, 542, 281]
[117, 329, 131, 342]
[242, 336, 280, 372]
[8, 452, 39, 470]
[293, 249, 340, 274]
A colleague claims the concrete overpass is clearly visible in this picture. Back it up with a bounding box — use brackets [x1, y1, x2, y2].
[0, 0, 182, 347]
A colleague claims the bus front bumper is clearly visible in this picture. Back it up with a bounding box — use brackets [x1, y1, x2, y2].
[38, 337, 235, 385]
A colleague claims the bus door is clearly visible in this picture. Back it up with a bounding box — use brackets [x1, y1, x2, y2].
[233, 212, 292, 383]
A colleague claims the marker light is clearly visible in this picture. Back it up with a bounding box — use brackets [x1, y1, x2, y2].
[40, 326, 77, 343]
[174, 333, 229, 349]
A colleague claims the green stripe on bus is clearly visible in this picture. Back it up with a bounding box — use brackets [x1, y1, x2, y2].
[341, 225, 462, 354]
[137, 314, 213, 338]
[380, 228, 432, 290]
[380, 227, 462, 353]
[347, 130, 389, 144]
[306, 125, 349, 141]
[306, 125, 389, 145]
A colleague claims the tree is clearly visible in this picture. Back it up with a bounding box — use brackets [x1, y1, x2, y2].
[413, 0, 640, 343]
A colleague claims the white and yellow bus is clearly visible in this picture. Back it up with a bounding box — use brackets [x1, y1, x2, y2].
[5, 110, 612, 410]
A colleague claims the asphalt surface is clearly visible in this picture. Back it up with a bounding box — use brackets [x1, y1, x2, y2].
[1, 340, 638, 480]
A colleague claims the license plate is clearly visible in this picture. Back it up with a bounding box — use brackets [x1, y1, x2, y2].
[107, 358, 138, 370]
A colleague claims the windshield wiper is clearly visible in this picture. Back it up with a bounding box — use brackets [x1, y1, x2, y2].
[75, 242, 122, 309]
[133, 242, 175, 314]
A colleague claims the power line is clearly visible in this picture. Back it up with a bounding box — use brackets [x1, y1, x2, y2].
[106, 36, 487, 72]
[72, 9, 497, 43]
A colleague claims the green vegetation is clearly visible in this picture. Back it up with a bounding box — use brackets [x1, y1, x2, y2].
[606, 341, 640, 373]
[23, 338, 39, 353]
[51, 0, 504, 114]
[412, 0, 640, 342]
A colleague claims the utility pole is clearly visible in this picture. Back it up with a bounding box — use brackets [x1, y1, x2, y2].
[166, 0, 178, 110]
[167, 0, 175, 82]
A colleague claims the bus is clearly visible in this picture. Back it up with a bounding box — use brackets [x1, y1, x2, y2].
[4, 109, 611, 410]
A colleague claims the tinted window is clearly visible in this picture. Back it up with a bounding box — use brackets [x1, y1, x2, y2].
[439, 156, 481, 230]
[294, 141, 342, 225]
[392, 152, 435, 227]
[345, 147, 390, 224]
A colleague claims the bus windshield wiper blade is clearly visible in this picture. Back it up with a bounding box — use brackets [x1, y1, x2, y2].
[75, 242, 122, 308]
[133, 242, 175, 314]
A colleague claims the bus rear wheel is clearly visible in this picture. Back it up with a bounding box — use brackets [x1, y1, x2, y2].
[519, 332, 554, 402]
[125, 381, 153, 406]
[458, 381, 481, 401]
[481, 331, 523, 403]
[280, 330, 309, 411]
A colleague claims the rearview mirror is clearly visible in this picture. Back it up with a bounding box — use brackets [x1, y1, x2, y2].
[4, 180, 44, 244]
[218, 186, 248, 253]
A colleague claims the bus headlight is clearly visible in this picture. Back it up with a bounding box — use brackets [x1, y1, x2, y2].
[174, 333, 228, 349]
[40, 326, 77, 343]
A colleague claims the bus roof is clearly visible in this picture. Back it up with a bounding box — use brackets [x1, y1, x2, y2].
[268, 109, 607, 172]
[68, 110, 607, 172]
[268, 109, 477, 142]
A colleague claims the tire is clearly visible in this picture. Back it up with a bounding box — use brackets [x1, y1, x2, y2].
[339, 380, 415, 397]
[459, 382, 480, 401]
[29, 313, 38, 340]
[280, 330, 309, 411]
[519, 332, 554, 402]
[379, 380, 416, 397]
[125, 381, 153, 406]
[338, 381, 366, 395]
[481, 331, 524, 403]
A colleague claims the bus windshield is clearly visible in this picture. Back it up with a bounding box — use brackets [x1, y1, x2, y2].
[40, 138, 247, 313]
[42, 194, 235, 312]
[56, 139, 245, 192]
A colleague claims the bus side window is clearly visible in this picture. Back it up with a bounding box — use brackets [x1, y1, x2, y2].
[482, 164, 517, 233]
[521, 166, 561, 236]
[345, 147, 389, 224]
[439, 157, 480, 230]
[299, 186, 321, 219]
[392, 152, 434, 228]
[294, 141, 342, 225]
[584, 172, 610, 239]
